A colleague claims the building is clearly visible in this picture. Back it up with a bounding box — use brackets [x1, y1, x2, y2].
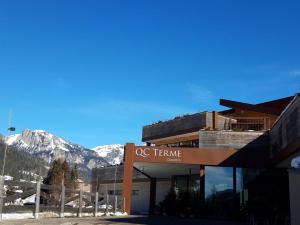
[96, 94, 300, 224]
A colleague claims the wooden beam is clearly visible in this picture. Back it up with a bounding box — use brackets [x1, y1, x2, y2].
[220, 99, 282, 115]
[213, 111, 218, 129]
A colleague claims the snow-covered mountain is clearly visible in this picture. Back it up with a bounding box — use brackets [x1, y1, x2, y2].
[92, 144, 124, 165]
[5, 129, 109, 175]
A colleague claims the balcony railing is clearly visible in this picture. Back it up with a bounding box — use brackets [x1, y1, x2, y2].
[228, 117, 270, 131]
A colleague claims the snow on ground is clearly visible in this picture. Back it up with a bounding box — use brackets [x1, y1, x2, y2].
[3, 175, 13, 180]
[1, 211, 127, 220]
[23, 194, 36, 204]
[2, 213, 34, 220]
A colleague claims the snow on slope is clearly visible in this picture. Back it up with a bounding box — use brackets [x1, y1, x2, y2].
[92, 144, 124, 165]
[5, 129, 108, 172]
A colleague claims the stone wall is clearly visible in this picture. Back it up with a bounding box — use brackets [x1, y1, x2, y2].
[199, 130, 264, 149]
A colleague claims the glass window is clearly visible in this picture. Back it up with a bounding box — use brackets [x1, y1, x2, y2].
[174, 176, 188, 194]
[236, 167, 243, 193]
[108, 190, 122, 195]
[132, 190, 139, 196]
[205, 166, 233, 199]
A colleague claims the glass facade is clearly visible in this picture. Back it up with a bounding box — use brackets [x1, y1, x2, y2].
[174, 175, 200, 199]
[171, 166, 243, 218]
[205, 166, 233, 199]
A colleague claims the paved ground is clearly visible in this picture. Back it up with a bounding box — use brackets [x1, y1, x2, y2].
[0, 216, 245, 225]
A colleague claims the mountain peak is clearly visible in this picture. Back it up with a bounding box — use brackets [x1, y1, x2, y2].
[5, 129, 109, 175]
[93, 144, 124, 165]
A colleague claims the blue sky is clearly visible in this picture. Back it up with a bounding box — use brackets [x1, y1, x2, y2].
[0, 0, 300, 148]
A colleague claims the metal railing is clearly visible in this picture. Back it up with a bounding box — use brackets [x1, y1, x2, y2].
[228, 117, 270, 131]
[0, 176, 124, 221]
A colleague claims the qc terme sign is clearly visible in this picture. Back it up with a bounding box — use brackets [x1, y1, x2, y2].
[135, 147, 182, 162]
[131, 145, 237, 165]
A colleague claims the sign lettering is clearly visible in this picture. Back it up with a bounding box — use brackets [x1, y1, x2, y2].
[135, 147, 182, 162]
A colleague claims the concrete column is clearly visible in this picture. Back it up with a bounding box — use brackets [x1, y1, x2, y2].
[289, 169, 300, 225]
[78, 189, 83, 217]
[60, 185, 65, 218]
[94, 192, 98, 217]
[122, 143, 135, 215]
[35, 181, 41, 219]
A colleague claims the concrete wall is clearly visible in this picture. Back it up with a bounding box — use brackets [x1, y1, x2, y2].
[199, 130, 263, 149]
[99, 180, 172, 214]
[289, 169, 300, 225]
[99, 182, 150, 214]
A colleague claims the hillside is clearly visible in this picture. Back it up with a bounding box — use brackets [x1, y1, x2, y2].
[0, 142, 48, 181]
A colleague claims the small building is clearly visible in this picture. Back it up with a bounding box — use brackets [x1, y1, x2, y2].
[75, 179, 91, 193]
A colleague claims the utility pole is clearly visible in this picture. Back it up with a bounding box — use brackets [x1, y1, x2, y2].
[1, 109, 15, 177]
[0, 110, 15, 221]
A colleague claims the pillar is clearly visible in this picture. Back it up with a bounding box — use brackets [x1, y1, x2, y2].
[122, 143, 135, 215]
[78, 189, 83, 217]
[35, 181, 41, 219]
[289, 169, 300, 225]
[232, 167, 238, 215]
[200, 165, 205, 203]
[60, 185, 65, 218]
[94, 191, 98, 217]
[212, 111, 218, 130]
[149, 178, 157, 214]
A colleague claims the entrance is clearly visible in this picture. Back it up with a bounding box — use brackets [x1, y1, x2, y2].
[122, 143, 291, 221]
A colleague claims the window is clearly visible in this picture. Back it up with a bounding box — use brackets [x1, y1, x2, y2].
[107, 190, 139, 196]
[205, 166, 233, 199]
[108, 190, 122, 195]
[132, 190, 139, 196]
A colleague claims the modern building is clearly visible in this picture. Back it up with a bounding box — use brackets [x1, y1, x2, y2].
[95, 94, 300, 224]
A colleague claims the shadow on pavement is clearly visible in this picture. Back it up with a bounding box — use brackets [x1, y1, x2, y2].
[102, 216, 245, 225]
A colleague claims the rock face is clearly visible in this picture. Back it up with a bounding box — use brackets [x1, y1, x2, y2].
[5, 130, 109, 176]
[92, 144, 124, 165]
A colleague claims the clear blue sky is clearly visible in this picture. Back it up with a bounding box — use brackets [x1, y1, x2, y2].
[0, 0, 300, 148]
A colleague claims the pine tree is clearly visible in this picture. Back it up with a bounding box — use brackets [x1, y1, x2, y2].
[70, 164, 79, 189]
[43, 158, 76, 188]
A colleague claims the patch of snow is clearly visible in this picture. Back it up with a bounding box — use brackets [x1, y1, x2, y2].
[92, 144, 124, 165]
[2, 212, 34, 220]
[59, 145, 70, 152]
[34, 130, 46, 133]
[23, 194, 36, 204]
[3, 175, 13, 180]
[5, 134, 20, 145]
[114, 212, 128, 216]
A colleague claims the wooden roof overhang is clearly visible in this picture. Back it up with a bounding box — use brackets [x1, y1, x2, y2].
[220, 96, 293, 116]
